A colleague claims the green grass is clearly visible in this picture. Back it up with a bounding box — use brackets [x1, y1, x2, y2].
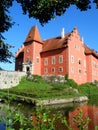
[1, 75, 98, 100]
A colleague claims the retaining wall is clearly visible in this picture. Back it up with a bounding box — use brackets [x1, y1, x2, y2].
[0, 71, 26, 89]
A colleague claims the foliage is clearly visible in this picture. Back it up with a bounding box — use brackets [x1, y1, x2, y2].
[31, 104, 72, 130]
[79, 82, 98, 96]
[16, 0, 97, 25]
[73, 109, 91, 130]
[0, 95, 33, 130]
[0, 99, 94, 130]
[0, 67, 3, 70]
[0, 40, 14, 63]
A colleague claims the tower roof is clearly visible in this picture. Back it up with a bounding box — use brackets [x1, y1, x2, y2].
[24, 26, 42, 44]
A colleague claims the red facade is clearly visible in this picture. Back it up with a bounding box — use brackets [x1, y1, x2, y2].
[15, 26, 98, 84]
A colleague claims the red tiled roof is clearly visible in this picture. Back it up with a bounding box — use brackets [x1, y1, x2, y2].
[15, 46, 24, 58]
[84, 44, 98, 58]
[24, 26, 43, 44]
[42, 33, 70, 52]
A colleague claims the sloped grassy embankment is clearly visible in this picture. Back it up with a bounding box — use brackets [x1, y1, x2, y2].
[1, 75, 98, 105]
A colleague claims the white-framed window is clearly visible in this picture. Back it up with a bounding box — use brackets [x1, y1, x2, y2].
[36, 57, 39, 63]
[44, 68, 48, 74]
[71, 67, 74, 73]
[58, 67, 63, 72]
[52, 56, 55, 64]
[59, 55, 63, 63]
[71, 56, 74, 63]
[78, 58, 81, 65]
[74, 44, 80, 50]
[44, 58, 48, 66]
[78, 69, 81, 74]
[51, 68, 55, 73]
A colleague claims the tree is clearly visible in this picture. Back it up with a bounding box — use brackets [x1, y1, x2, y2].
[0, 0, 14, 63]
[0, 0, 98, 62]
[0, 40, 14, 63]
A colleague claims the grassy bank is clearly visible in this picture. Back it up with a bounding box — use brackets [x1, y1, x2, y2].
[1, 75, 98, 100]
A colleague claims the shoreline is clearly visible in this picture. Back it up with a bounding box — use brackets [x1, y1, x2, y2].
[36, 96, 88, 106]
[0, 92, 88, 106]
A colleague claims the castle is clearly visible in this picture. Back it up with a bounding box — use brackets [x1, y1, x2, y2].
[15, 26, 98, 84]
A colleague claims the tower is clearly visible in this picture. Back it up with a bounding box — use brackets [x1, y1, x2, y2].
[23, 26, 43, 75]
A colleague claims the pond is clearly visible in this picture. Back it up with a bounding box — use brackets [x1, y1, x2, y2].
[0, 95, 98, 130]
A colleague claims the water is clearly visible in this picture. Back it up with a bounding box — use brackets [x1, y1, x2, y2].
[0, 96, 98, 130]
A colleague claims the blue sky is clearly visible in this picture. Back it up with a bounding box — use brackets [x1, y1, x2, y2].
[1, 1, 98, 70]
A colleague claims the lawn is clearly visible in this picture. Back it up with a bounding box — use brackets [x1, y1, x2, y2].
[1, 75, 98, 100]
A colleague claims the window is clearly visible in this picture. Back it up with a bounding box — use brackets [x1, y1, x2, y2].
[52, 56, 55, 64]
[78, 59, 81, 64]
[74, 44, 80, 50]
[79, 69, 81, 73]
[71, 56, 74, 63]
[44, 68, 48, 74]
[36, 57, 39, 63]
[71, 67, 74, 73]
[51, 68, 55, 73]
[58, 67, 63, 72]
[59, 55, 63, 63]
[44, 58, 48, 66]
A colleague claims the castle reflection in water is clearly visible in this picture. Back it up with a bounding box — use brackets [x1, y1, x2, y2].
[68, 105, 98, 130]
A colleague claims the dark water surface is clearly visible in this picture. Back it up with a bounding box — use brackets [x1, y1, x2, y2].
[0, 96, 98, 130]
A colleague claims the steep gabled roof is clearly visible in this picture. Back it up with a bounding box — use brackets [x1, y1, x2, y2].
[42, 33, 70, 52]
[24, 26, 42, 44]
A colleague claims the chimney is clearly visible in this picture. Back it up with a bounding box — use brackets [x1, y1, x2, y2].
[61, 28, 65, 39]
[82, 37, 84, 44]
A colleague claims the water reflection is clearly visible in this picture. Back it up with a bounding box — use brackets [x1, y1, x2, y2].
[68, 105, 98, 130]
[0, 99, 98, 130]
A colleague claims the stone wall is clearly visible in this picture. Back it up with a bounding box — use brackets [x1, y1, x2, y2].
[0, 71, 26, 89]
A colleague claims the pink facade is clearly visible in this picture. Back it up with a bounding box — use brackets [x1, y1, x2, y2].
[15, 26, 98, 84]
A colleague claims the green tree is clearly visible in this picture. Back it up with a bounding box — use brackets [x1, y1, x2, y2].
[0, 40, 14, 63]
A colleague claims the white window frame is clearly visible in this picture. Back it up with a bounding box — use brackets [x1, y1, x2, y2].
[78, 58, 81, 65]
[78, 69, 81, 74]
[44, 68, 48, 74]
[58, 67, 63, 72]
[44, 58, 48, 66]
[59, 55, 63, 64]
[71, 67, 74, 73]
[52, 56, 55, 64]
[71, 56, 74, 63]
[36, 57, 39, 63]
[51, 67, 55, 73]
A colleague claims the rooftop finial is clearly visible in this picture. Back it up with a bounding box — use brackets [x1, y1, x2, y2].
[82, 37, 84, 44]
[61, 28, 65, 39]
